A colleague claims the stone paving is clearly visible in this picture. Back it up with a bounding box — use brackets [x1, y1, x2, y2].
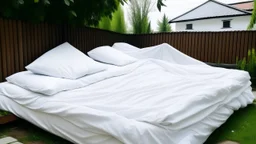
[0, 137, 22, 144]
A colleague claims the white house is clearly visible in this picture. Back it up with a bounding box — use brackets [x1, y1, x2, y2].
[169, 0, 254, 31]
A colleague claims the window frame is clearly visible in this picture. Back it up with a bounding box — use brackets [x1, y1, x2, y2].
[222, 20, 232, 29]
[186, 23, 193, 30]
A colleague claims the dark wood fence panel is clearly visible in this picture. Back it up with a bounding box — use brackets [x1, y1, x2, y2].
[64, 26, 129, 52]
[133, 31, 256, 63]
[0, 19, 65, 81]
[1, 18, 256, 82]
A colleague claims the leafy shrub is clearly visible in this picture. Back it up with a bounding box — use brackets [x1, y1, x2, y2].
[111, 4, 126, 33]
[0, 0, 121, 26]
[248, 0, 256, 29]
[236, 48, 256, 86]
[98, 17, 112, 31]
[0, 0, 165, 26]
[96, 4, 126, 33]
[129, 0, 152, 34]
[157, 14, 172, 32]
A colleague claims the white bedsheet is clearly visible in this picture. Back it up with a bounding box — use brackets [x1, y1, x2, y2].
[0, 83, 254, 144]
[113, 43, 206, 65]
[0, 95, 121, 144]
[0, 88, 253, 144]
[0, 58, 255, 144]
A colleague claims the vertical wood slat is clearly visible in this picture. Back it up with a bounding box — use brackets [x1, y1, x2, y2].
[222, 32, 227, 63]
[236, 31, 243, 60]
[204, 32, 209, 62]
[193, 32, 198, 60]
[26, 23, 32, 64]
[244, 32, 250, 60]
[4, 19, 11, 78]
[12, 20, 19, 73]
[232, 31, 239, 63]
[207, 32, 213, 62]
[17, 20, 24, 70]
[202, 32, 207, 62]
[190, 32, 195, 59]
[228, 32, 234, 63]
[198, 33, 203, 61]
[240, 32, 247, 60]
[0, 19, 3, 81]
[22, 20, 27, 69]
[218, 32, 222, 63]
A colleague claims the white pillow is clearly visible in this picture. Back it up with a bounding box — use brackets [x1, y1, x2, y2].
[6, 65, 126, 95]
[88, 46, 137, 66]
[6, 71, 79, 95]
[26, 42, 107, 79]
[112, 42, 140, 52]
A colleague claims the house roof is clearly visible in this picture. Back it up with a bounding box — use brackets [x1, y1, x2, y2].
[169, 0, 252, 23]
[229, 1, 254, 11]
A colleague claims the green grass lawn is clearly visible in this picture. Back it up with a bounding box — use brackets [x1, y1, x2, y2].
[0, 103, 256, 144]
[205, 102, 256, 144]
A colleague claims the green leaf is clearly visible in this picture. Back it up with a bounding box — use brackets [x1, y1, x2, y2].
[120, 0, 127, 5]
[18, 0, 24, 5]
[34, 0, 39, 3]
[248, 0, 256, 29]
[43, 0, 50, 5]
[70, 10, 77, 17]
[157, 0, 166, 11]
[70, 0, 74, 3]
[64, 0, 70, 6]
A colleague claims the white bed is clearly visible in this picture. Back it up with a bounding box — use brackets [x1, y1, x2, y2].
[0, 43, 255, 144]
[0, 87, 254, 144]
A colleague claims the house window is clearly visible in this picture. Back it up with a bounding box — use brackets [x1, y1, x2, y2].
[222, 20, 231, 28]
[186, 24, 193, 30]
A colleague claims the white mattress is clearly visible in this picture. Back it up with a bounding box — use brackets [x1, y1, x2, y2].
[0, 95, 121, 144]
[0, 43, 255, 144]
[0, 86, 254, 144]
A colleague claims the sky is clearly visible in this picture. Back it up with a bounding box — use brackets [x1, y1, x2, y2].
[122, 0, 250, 31]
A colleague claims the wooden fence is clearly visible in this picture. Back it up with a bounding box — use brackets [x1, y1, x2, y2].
[1, 18, 256, 82]
[132, 31, 256, 64]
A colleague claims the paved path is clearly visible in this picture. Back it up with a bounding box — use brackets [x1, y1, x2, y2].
[0, 137, 23, 144]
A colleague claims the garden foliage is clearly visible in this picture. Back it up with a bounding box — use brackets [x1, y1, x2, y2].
[237, 48, 256, 86]
[129, 0, 152, 34]
[157, 14, 172, 32]
[0, 0, 165, 26]
[248, 0, 256, 30]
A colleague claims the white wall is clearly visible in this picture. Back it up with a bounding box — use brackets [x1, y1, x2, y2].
[175, 16, 252, 31]
[174, 1, 245, 22]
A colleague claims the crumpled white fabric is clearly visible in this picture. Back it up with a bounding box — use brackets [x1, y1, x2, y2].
[112, 43, 206, 65]
[0, 57, 255, 144]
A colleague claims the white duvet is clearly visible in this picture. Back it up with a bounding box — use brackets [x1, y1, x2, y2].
[0, 43, 255, 144]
